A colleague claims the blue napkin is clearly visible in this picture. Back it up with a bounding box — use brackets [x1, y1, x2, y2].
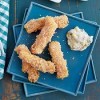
[0, 0, 9, 79]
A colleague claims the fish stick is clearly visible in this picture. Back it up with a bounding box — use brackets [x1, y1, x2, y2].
[24, 15, 69, 34]
[22, 61, 39, 83]
[48, 41, 69, 79]
[31, 16, 58, 54]
[15, 45, 55, 74]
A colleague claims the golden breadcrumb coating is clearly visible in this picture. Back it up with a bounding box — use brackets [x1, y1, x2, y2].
[48, 41, 69, 79]
[54, 15, 69, 28]
[24, 15, 69, 34]
[22, 61, 39, 83]
[15, 44, 55, 74]
[24, 17, 45, 34]
[31, 16, 58, 54]
[22, 61, 31, 73]
[27, 66, 40, 83]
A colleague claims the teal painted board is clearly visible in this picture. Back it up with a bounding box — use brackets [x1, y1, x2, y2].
[7, 2, 100, 96]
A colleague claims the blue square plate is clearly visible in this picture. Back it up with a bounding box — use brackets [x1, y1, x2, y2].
[7, 2, 99, 96]
[12, 12, 88, 96]
[12, 11, 96, 96]
[13, 9, 97, 85]
[12, 11, 97, 97]
[23, 83, 56, 97]
[13, 8, 97, 85]
[86, 59, 97, 84]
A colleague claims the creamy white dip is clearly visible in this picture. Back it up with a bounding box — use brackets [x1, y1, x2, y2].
[67, 27, 93, 51]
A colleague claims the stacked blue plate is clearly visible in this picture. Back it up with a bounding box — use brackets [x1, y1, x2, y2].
[7, 2, 99, 97]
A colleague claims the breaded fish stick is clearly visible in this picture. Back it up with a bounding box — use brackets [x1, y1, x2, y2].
[15, 45, 55, 74]
[24, 15, 68, 34]
[48, 41, 69, 79]
[31, 16, 58, 54]
[22, 61, 39, 83]
[18, 45, 39, 83]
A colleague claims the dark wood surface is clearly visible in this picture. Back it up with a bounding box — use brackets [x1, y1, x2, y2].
[1, 0, 100, 100]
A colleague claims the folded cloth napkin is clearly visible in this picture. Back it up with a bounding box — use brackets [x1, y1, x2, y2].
[0, 0, 9, 79]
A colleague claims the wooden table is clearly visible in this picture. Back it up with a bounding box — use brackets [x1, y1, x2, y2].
[1, 0, 100, 100]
